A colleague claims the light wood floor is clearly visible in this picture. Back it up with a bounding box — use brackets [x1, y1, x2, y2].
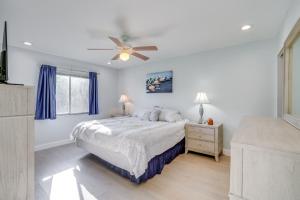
[35, 144, 230, 200]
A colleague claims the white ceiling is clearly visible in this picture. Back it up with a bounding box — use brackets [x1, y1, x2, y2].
[0, 0, 292, 68]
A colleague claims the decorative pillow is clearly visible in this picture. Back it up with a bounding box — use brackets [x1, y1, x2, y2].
[149, 109, 161, 121]
[158, 109, 180, 121]
[140, 111, 151, 121]
[132, 108, 152, 120]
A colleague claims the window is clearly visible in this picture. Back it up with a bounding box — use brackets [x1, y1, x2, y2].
[70, 76, 89, 113]
[56, 74, 89, 115]
[56, 75, 70, 114]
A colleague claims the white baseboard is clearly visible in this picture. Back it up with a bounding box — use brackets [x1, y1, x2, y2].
[35, 139, 74, 151]
[223, 148, 231, 156]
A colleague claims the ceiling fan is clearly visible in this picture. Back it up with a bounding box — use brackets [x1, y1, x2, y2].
[87, 36, 158, 61]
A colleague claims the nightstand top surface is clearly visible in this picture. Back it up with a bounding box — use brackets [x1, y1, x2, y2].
[186, 121, 222, 128]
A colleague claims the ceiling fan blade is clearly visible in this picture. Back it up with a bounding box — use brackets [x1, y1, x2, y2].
[111, 54, 120, 60]
[87, 48, 114, 50]
[132, 52, 149, 61]
[109, 36, 123, 47]
[132, 46, 158, 51]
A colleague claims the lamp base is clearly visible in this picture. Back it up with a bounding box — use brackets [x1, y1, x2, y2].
[198, 103, 204, 124]
[198, 119, 204, 124]
[122, 103, 126, 116]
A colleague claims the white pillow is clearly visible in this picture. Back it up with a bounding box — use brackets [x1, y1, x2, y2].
[149, 109, 161, 121]
[165, 112, 182, 122]
[158, 109, 180, 121]
[132, 109, 151, 120]
[140, 111, 151, 121]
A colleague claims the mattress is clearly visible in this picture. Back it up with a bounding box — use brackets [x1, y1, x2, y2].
[71, 116, 185, 178]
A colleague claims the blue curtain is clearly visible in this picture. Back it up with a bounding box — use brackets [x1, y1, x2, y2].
[89, 72, 99, 115]
[35, 65, 57, 120]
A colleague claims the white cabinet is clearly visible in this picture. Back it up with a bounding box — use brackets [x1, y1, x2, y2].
[0, 85, 34, 200]
[229, 117, 300, 200]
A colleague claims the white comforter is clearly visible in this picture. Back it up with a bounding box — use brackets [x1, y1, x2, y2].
[71, 116, 185, 177]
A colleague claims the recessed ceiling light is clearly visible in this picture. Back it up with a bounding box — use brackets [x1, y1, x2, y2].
[24, 41, 32, 46]
[241, 25, 252, 31]
[107, 61, 111, 65]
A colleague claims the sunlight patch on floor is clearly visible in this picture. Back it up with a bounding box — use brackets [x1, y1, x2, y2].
[80, 184, 98, 200]
[49, 168, 79, 200]
[41, 166, 97, 200]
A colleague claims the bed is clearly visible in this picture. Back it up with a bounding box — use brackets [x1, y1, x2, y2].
[71, 116, 186, 184]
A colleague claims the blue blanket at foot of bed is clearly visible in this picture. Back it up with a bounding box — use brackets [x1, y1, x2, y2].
[91, 138, 185, 184]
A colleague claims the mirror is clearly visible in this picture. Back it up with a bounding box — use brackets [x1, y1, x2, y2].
[283, 18, 300, 129]
[288, 35, 300, 118]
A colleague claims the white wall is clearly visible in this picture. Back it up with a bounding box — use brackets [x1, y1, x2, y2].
[7, 46, 119, 148]
[118, 40, 277, 149]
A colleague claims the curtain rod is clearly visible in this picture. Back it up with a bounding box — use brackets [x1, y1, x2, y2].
[56, 65, 100, 75]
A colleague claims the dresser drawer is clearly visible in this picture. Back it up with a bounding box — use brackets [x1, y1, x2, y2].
[0, 85, 28, 117]
[187, 139, 214, 153]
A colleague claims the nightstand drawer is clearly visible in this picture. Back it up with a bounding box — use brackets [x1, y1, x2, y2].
[187, 131, 214, 141]
[187, 126, 214, 135]
[187, 139, 214, 153]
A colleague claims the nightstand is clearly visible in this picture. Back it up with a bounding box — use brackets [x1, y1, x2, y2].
[185, 122, 223, 161]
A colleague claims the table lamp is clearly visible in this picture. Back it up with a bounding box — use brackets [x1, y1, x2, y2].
[194, 92, 210, 124]
[119, 94, 128, 115]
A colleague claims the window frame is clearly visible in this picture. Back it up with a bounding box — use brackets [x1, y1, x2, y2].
[56, 72, 89, 116]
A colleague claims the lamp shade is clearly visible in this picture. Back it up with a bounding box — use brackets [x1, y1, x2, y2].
[119, 94, 128, 103]
[194, 92, 210, 104]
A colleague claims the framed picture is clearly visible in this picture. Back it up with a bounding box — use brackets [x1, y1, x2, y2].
[146, 71, 173, 93]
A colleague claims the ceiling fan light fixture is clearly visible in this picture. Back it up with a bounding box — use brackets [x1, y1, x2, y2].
[87, 36, 157, 62]
[120, 52, 130, 61]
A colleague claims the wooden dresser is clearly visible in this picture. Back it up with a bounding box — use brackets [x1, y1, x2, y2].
[0, 85, 34, 200]
[230, 117, 300, 200]
[185, 122, 223, 161]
